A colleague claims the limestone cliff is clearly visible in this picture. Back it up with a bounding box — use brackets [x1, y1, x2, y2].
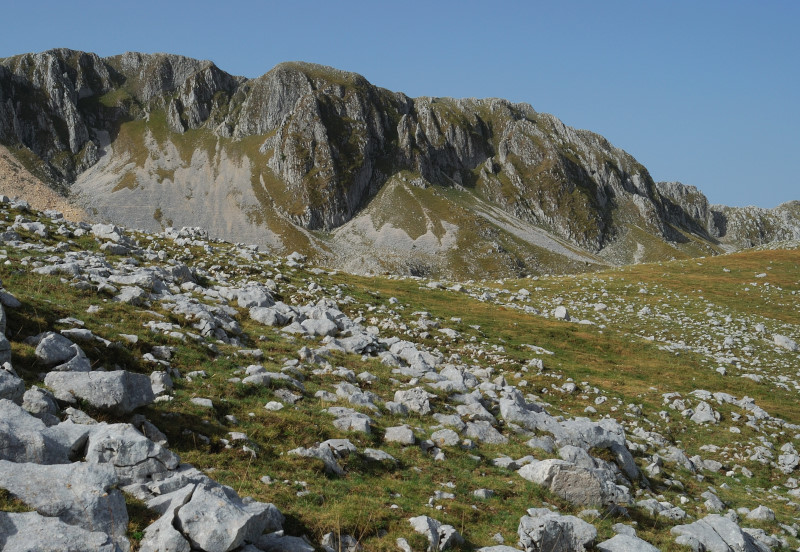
[0, 48, 796, 277]
[657, 181, 800, 248]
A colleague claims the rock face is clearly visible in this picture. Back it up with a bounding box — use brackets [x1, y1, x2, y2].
[3, 49, 797, 278]
[657, 181, 800, 247]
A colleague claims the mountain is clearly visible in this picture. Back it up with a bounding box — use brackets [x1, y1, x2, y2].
[1, 48, 798, 278]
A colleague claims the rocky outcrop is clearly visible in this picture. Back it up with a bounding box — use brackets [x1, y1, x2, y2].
[0, 49, 114, 183]
[657, 181, 800, 248]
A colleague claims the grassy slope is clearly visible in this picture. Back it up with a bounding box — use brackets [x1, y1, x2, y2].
[1, 204, 798, 551]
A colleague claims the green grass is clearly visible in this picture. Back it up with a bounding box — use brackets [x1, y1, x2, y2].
[0, 489, 34, 513]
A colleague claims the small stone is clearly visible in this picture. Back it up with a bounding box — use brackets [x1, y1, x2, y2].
[191, 397, 214, 409]
[384, 425, 415, 445]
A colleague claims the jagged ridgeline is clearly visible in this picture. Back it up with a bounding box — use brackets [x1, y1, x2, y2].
[1, 48, 798, 278]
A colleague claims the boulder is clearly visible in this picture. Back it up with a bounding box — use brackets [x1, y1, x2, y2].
[114, 286, 149, 306]
[553, 306, 570, 321]
[45, 370, 155, 414]
[54, 349, 92, 372]
[636, 498, 688, 521]
[85, 423, 180, 485]
[431, 428, 460, 447]
[596, 534, 660, 552]
[288, 445, 344, 475]
[518, 459, 631, 507]
[0, 399, 84, 463]
[0, 335, 9, 365]
[256, 531, 315, 552]
[550, 418, 639, 481]
[363, 448, 397, 463]
[236, 286, 275, 309]
[773, 334, 798, 352]
[321, 532, 362, 552]
[690, 401, 720, 424]
[456, 401, 497, 423]
[0, 367, 24, 403]
[249, 306, 289, 327]
[339, 333, 377, 354]
[150, 371, 173, 396]
[333, 413, 372, 434]
[702, 491, 726, 513]
[409, 515, 464, 551]
[34, 332, 86, 367]
[384, 425, 416, 445]
[0, 289, 21, 308]
[671, 514, 766, 552]
[746, 505, 775, 521]
[465, 421, 508, 444]
[139, 484, 194, 552]
[176, 481, 283, 552]
[389, 341, 441, 371]
[92, 223, 126, 242]
[517, 508, 596, 552]
[21, 386, 60, 425]
[320, 438, 357, 458]
[301, 318, 339, 337]
[0, 460, 129, 546]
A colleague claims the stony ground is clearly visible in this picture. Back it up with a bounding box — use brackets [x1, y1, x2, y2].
[0, 195, 799, 551]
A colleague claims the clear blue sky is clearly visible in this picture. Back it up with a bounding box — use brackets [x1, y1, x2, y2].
[2, 1, 797, 208]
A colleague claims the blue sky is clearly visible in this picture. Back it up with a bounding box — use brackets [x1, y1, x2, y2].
[1, 1, 797, 208]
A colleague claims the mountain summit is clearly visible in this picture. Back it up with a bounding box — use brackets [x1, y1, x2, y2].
[1, 49, 798, 277]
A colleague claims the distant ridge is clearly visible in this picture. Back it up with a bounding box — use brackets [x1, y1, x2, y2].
[1, 48, 798, 278]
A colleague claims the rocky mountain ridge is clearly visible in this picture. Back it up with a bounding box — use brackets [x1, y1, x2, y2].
[1, 48, 798, 278]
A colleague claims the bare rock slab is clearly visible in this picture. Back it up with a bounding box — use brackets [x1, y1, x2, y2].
[0, 510, 121, 552]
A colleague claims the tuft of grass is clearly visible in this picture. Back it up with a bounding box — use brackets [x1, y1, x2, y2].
[0, 489, 34, 513]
